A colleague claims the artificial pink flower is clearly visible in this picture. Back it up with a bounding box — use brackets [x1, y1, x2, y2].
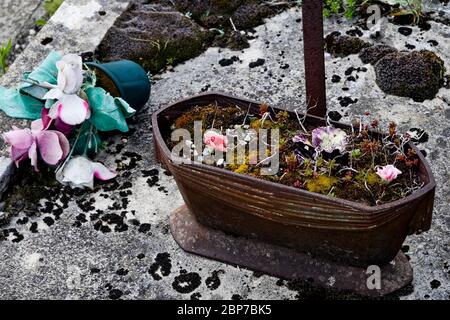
[56, 156, 116, 189]
[41, 108, 73, 136]
[376, 165, 402, 183]
[2, 120, 70, 170]
[312, 126, 347, 153]
[204, 130, 227, 152]
[43, 54, 91, 125]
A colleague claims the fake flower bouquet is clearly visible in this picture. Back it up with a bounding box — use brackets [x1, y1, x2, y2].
[0, 52, 137, 189]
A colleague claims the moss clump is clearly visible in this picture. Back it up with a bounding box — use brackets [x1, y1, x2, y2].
[359, 45, 398, 65]
[374, 50, 446, 102]
[306, 175, 338, 194]
[97, 8, 209, 74]
[325, 32, 372, 58]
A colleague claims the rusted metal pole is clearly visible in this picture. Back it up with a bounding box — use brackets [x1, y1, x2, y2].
[302, 0, 327, 118]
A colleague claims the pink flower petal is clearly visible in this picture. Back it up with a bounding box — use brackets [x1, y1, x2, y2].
[58, 94, 89, 125]
[28, 142, 38, 171]
[92, 162, 117, 181]
[55, 119, 72, 136]
[84, 101, 91, 119]
[36, 131, 63, 165]
[54, 131, 70, 160]
[3, 128, 33, 149]
[10, 146, 29, 165]
[31, 119, 44, 133]
[41, 108, 53, 130]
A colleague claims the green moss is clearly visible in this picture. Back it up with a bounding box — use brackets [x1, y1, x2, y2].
[306, 175, 338, 194]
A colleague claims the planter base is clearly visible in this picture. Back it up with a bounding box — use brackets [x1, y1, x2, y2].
[170, 205, 413, 297]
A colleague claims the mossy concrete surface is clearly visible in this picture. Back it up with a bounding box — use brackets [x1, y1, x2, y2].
[97, 3, 210, 74]
[0, 4, 450, 300]
[96, 0, 290, 73]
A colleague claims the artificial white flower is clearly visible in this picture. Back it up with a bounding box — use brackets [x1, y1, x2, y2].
[43, 54, 91, 126]
[56, 156, 116, 189]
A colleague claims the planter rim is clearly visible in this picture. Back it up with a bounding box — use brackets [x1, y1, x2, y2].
[86, 61, 127, 98]
[152, 92, 436, 214]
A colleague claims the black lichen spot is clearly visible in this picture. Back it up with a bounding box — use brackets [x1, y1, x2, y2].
[137, 253, 145, 259]
[331, 75, 341, 83]
[12, 233, 24, 243]
[398, 27, 412, 36]
[205, 270, 224, 290]
[91, 268, 101, 274]
[76, 198, 95, 212]
[338, 96, 358, 107]
[43, 216, 55, 227]
[231, 294, 243, 300]
[149, 252, 172, 280]
[430, 279, 441, 289]
[41, 37, 53, 45]
[190, 292, 201, 300]
[158, 186, 168, 194]
[345, 67, 354, 76]
[142, 169, 159, 177]
[427, 40, 438, 47]
[172, 272, 202, 294]
[114, 223, 128, 232]
[108, 289, 123, 300]
[249, 58, 265, 68]
[138, 223, 151, 233]
[30, 222, 38, 233]
[219, 56, 239, 67]
[405, 43, 416, 50]
[17, 217, 29, 225]
[116, 268, 129, 276]
[146, 176, 159, 187]
[328, 111, 342, 122]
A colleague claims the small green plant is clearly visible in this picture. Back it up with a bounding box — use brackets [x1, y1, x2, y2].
[323, 0, 365, 20]
[390, 0, 424, 25]
[0, 38, 13, 75]
[44, 0, 64, 16]
[36, 0, 64, 27]
[323, 0, 345, 18]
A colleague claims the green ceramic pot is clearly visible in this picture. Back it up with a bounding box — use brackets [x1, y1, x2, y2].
[86, 60, 151, 110]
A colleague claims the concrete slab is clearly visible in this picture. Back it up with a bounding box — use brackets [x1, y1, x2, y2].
[0, 0, 44, 45]
[0, 5, 449, 300]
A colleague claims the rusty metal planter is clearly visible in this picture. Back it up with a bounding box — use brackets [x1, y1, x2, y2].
[152, 92, 435, 269]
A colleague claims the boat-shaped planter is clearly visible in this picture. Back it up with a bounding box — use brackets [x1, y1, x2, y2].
[152, 92, 436, 296]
